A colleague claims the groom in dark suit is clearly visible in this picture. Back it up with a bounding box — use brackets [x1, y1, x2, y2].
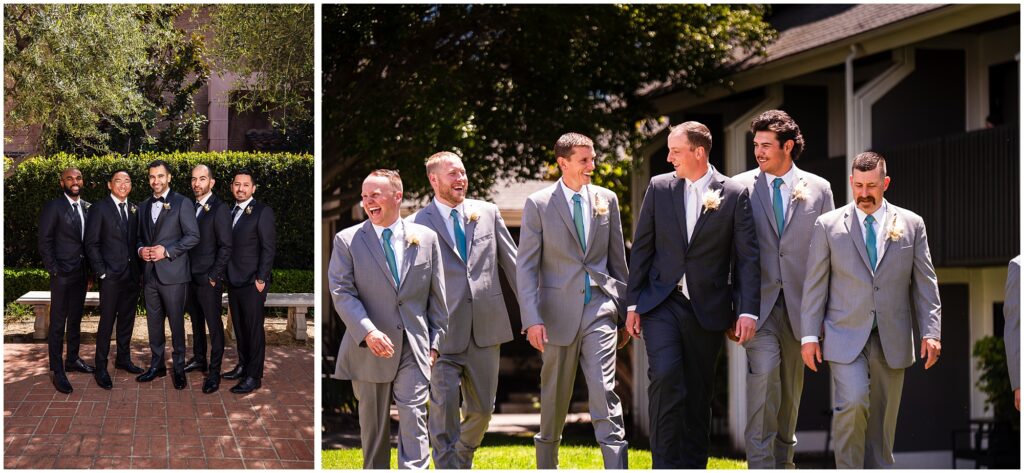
[84, 169, 145, 390]
[625, 122, 759, 468]
[136, 160, 200, 389]
[38, 167, 96, 393]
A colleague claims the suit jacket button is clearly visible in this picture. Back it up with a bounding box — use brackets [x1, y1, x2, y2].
[776, 279, 782, 285]
[467, 297, 472, 302]
[397, 324, 403, 330]
[779, 252, 784, 257]
[580, 289, 585, 294]
[874, 287, 879, 291]
[398, 301, 403, 306]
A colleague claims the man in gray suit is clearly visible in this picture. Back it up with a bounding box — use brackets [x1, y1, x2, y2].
[136, 160, 201, 390]
[518, 132, 630, 469]
[411, 152, 517, 469]
[330, 169, 448, 469]
[800, 152, 942, 468]
[732, 110, 834, 468]
[1005, 256, 1020, 411]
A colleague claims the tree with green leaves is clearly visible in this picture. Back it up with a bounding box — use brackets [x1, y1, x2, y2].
[322, 4, 775, 213]
[205, 4, 314, 152]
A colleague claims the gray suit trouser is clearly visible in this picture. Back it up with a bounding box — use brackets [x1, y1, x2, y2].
[535, 292, 628, 469]
[745, 295, 803, 468]
[143, 277, 188, 371]
[352, 337, 430, 469]
[429, 340, 500, 469]
[829, 332, 905, 469]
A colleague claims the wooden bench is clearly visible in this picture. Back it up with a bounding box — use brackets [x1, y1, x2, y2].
[15, 291, 313, 341]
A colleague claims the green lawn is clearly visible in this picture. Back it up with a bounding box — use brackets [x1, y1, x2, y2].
[323, 435, 747, 469]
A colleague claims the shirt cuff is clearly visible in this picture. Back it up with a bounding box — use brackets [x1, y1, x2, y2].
[739, 313, 758, 321]
[627, 305, 637, 313]
[801, 336, 820, 345]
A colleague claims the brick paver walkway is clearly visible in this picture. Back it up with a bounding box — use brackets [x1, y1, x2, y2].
[3, 344, 314, 469]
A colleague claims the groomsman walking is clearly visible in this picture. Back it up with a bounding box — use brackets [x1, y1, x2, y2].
[38, 167, 96, 393]
[330, 169, 448, 468]
[518, 133, 630, 469]
[732, 110, 834, 468]
[224, 170, 276, 394]
[184, 165, 233, 394]
[412, 151, 518, 468]
[800, 152, 942, 468]
[84, 169, 145, 390]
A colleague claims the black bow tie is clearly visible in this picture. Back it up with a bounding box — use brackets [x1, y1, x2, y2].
[154, 196, 165, 203]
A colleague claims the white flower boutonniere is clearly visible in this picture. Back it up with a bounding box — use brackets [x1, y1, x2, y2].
[162, 202, 171, 210]
[791, 180, 809, 202]
[701, 189, 723, 214]
[468, 211, 481, 222]
[245, 206, 253, 215]
[406, 233, 420, 246]
[886, 214, 904, 242]
[202, 203, 211, 212]
[593, 194, 610, 216]
[130, 205, 137, 214]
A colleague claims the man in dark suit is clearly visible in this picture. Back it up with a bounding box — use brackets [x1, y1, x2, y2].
[224, 170, 276, 394]
[184, 164, 233, 394]
[136, 160, 200, 389]
[38, 167, 96, 393]
[625, 122, 760, 468]
[83, 169, 145, 390]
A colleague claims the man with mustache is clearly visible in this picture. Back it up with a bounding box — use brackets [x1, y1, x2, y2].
[224, 170, 276, 394]
[38, 167, 95, 393]
[518, 133, 630, 469]
[800, 152, 942, 468]
[184, 165, 233, 394]
[411, 151, 518, 468]
[137, 160, 201, 389]
[330, 169, 448, 468]
[84, 169, 146, 390]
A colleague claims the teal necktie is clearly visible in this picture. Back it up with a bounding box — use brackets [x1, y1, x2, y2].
[865, 215, 878, 271]
[451, 209, 468, 261]
[382, 228, 400, 286]
[772, 177, 785, 235]
[572, 194, 592, 305]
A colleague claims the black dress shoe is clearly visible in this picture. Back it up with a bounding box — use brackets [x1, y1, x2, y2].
[223, 364, 245, 380]
[65, 358, 96, 374]
[114, 360, 145, 374]
[51, 372, 73, 394]
[183, 357, 208, 373]
[202, 374, 221, 394]
[136, 366, 167, 382]
[229, 377, 261, 394]
[94, 370, 113, 390]
[172, 369, 187, 390]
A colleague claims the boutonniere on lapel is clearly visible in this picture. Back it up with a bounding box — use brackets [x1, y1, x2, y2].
[886, 213, 904, 241]
[130, 204, 137, 214]
[467, 211, 481, 223]
[791, 180, 809, 202]
[162, 202, 171, 210]
[406, 233, 420, 246]
[701, 188, 723, 214]
[245, 206, 253, 215]
[593, 193, 610, 216]
[202, 203, 211, 212]
[81, 201, 91, 211]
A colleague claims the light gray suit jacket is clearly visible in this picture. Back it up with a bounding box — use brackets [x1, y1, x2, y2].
[1005, 255, 1020, 390]
[733, 167, 834, 332]
[330, 219, 449, 383]
[800, 201, 941, 369]
[410, 199, 517, 353]
[517, 182, 628, 346]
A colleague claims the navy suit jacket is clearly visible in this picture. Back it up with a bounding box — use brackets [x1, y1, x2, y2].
[84, 196, 140, 281]
[188, 194, 233, 284]
[38, 195, 89, 277]
[626, 169, 760, 331]
[226, 200, 276, 288]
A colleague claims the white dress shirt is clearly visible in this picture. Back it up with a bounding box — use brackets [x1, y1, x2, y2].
[233, 196, 254, 227]
[150, 189, 170, 223]
[195, 193, 212, 217]
[372, 218, 406, 279]
[764, 164, 799, 217]
[432, 198, 467, 247]
[558, 179, 598, 287]
[65, 193, 86, 240]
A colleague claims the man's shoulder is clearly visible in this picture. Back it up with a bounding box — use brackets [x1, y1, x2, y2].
[888, 203, 925, 228]
[587, 184, 617, 201]
[796, 169, 832, 191]
[465, 198, 499, 213]
[817, 204, 850, 227]
[731, 168, 758, 188]
[525, 183, 558, 204]
[336, 222, 365, 243]
[405, 221, 437, 241]
[649, 172, 676, 188]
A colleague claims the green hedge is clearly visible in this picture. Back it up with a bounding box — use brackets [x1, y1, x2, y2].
[4, 267, 314, 305]
[4, 152, 313, 269]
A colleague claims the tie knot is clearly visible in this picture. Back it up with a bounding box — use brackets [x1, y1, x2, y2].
[382, 228, 393, 242]
[865, 215, 875, 225]
[119, 202, 126, 208]
[572, 193, 582, 204]
[72, 203, 78, 209]
[195, 201, 202, 209]
[773, 177, 784, 189]
[450, 208, 459, 219]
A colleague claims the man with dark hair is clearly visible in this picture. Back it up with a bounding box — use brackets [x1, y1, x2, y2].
[38, 167, 96, 393]
[184, 164, 233, 394]
[625, 121, 759, 468]
[518, 132, 630, 469]
[733, 110, 834, 468]
[84, 169, 145, 390]
[224, 169, 276, 394]
[137, 160, 200, 389]
[801, 151, 942, 468]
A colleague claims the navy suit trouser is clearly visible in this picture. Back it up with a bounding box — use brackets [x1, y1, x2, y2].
[48, 269, 88, 373]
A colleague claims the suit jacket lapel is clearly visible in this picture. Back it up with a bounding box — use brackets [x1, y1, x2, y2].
[844, 205, 874, 273]
[690, 176, 723, 242]
[399, 222, 417, 289]
[552, 184, 583, 256]
[426, 203, 462, 263]
[752, 172, 780, 238]
[141, 198, 154, 242]
[154, 192, 172, 236]
[463, 204, 477, 262]
[358, 221, 398, 291]
[670, 177, 690, 253]
[876, 205, 898, 270]
[784, 171, 803, 229]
